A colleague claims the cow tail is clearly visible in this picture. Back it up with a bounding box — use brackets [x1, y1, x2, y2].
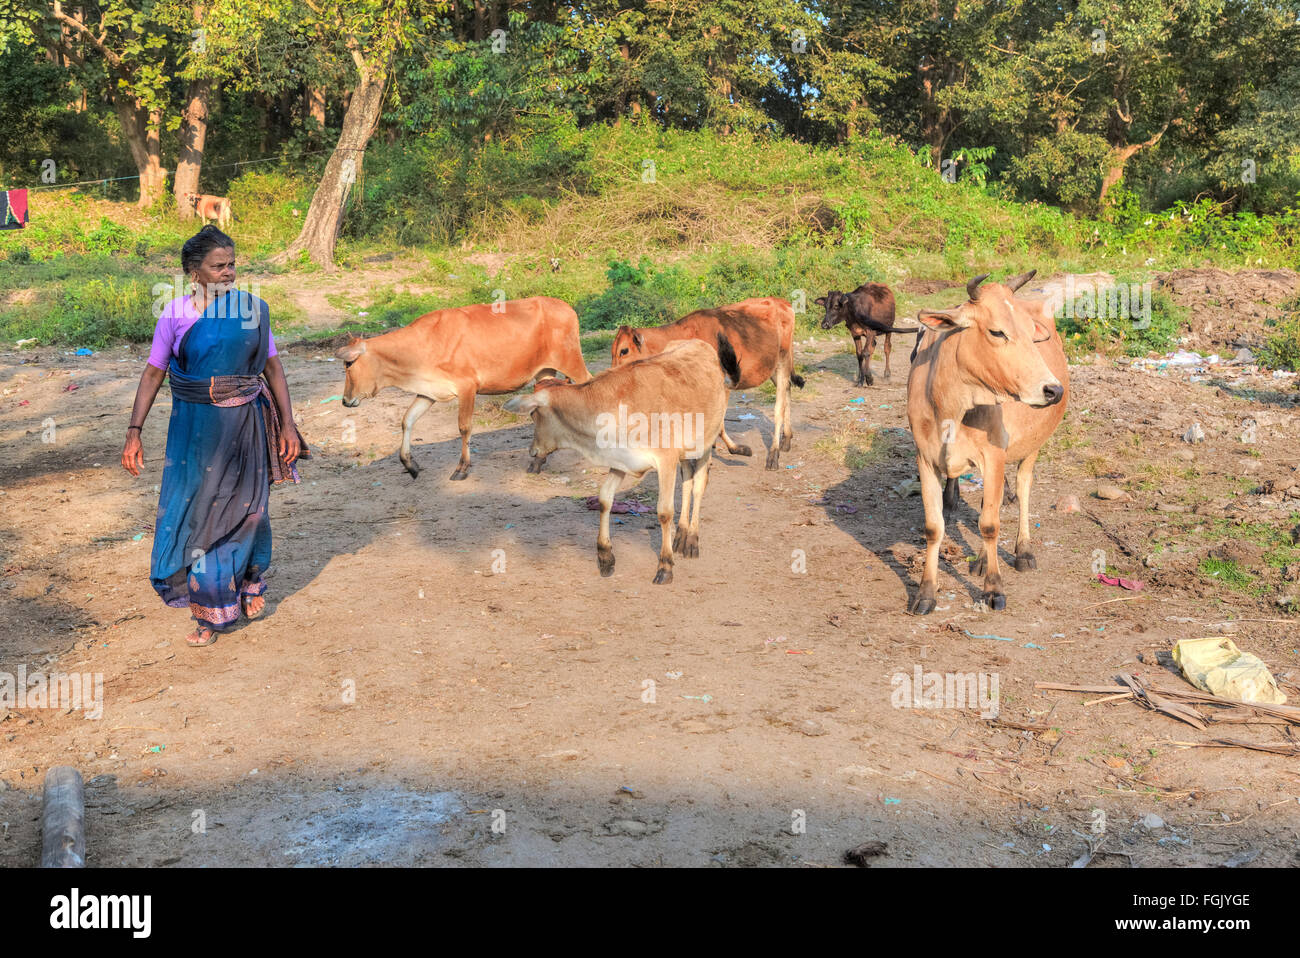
[716, 333, 742, 387]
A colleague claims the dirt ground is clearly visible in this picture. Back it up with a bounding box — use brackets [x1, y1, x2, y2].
[2, 269, 1299, 868]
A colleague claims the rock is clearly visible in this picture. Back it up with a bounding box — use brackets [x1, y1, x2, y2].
[1276, 595, 1296, 608]
[1284, 564, 1300, 582]
[1172, 449, 1195, 462]
[1054, 494, 1081, 513]
[893, 478, 921, 497]
[1182, 422, 1205, 443]
[1141, 813, 1165, 829]
[796, 719, 827, 737]
[1096, 484, 1132, 502]
[843, 841, 888, 867]
[1236, 348, 1255, 363]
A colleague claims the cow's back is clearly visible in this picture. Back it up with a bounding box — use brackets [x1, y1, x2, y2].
[676, 297, 791, 389]
[403, 296, 579, 393]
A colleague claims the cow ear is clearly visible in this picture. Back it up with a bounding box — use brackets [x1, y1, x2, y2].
[1031, 316, 1055, 343]
[335, 337, 366, 362]
[632, 332, 644, 349]
[504, 394, 543, 415]
[917, 307, 971, 331]
[814, 296, 826, 307]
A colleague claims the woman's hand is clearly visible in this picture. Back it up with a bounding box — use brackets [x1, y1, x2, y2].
[122, 432, 144, 476]
[279, 425, 301, 465]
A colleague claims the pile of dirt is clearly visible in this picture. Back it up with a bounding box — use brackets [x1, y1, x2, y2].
[1156, 268, 1300, 353]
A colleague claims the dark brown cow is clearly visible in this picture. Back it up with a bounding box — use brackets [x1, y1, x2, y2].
[906, 270, 1068, 615]
[815, 284, 917, 386]
[336, 296, 591, 480]
[609, 297, 803, 468]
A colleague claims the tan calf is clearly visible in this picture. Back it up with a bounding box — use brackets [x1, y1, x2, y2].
[609, 297, 803, 468]
[336, 296, 590, 480]
[906, 270, 1068, 615]
[186, 192, 232, 230]
[505, 336, 740, 584]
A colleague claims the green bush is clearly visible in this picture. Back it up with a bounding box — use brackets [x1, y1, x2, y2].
[1057, 282, 1183, 357]
[1256, 301, 1300, 371]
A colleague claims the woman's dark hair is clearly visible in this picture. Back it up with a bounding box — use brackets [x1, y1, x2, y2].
[181, 224, 235, 274]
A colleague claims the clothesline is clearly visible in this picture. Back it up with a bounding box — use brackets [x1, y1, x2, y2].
[10, 145, 368, 193]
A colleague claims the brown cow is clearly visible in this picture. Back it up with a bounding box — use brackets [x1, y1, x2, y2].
[609, 297, 803, 469]
[815, 284, 917, 386]
[186, 192, 232, 230]
[906, 270, 1068, 615]
[336, 296, 591, 480]
[505, 336, 741, 584]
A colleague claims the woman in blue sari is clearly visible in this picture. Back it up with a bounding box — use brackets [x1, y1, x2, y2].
[121, 225, 304, 647]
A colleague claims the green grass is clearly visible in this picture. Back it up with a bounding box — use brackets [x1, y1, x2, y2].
[1197, 557, 1258, 593]
[4, 123, 1299, 349]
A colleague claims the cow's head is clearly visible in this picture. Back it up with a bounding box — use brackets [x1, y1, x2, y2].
[609, 325, 646, 367]
[335, 336, 375, 407]
[916, 270, 1064, 408]
[503, 387, 562, 459]
[815, 292, 852, 330]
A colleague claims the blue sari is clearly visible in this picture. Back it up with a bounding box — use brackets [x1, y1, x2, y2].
[149, 290, 298, 630]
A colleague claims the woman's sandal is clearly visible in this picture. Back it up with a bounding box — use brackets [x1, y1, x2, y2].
[186, 626, 217, 647]
[241, 594, 265, 619]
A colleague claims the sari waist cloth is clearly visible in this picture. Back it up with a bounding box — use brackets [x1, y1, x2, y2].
[149, 290, 309, 630]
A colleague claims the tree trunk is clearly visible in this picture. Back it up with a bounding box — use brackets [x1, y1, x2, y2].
[113, 95, 166, 208]
[278, 59, 388, 269]
[306, 85, 327, 142]
[174, 78, 213, 219]
[473, 0, 486, 40]
[1099, 120, 1171, 202]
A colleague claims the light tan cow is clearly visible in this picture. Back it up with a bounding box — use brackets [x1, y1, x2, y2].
[336, 296, 590, 480]
[186, 192, 232, 230]
[608, 297, 802, 468]
[505, 335, 740, 584]
[906, 270, 1068, 615]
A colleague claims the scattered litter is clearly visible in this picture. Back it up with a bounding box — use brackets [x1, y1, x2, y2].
[835, 502, 858, 514]
[765, 636, 786, 645]
[148, 745, 164, 753]
[883, 797, 901, 805]
[131, 533, 144, 541]
[878, 404, 892, 409]
[1054, 495, 1081, 513]
[583, 496, 652, 514]
[18, 400, 29, 406]
[319, 394, 343, 403]
[665, 671, 682, 680]
[1024, 642, 1044, 650]
[785, 649, 813, 655]
[63, 383, 79, 392]
[681, 694, 712, 703]
[893, 478, 921, 497]
[1096, 573, 1144, 591]
[964, 630, 1013, 642]
[849, 397, 866, 404]
[15, 338, 37, 348]
[1173, 637, 1287, 705]
[74, 347, 94, 356]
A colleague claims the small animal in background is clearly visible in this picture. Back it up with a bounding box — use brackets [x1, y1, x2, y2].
[187, 192, 232, 230]
[816, 284, 916, 387]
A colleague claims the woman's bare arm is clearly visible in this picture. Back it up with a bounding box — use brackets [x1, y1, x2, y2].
[263, 354, 300, 464]
[121, 364, 167, 477]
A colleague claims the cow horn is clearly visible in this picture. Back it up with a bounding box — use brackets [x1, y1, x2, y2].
[966, 273, 990, 301]
[1005, 269, 1037, 292]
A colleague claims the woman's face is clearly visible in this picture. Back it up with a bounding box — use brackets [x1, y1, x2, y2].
[190, 246, 236, 295]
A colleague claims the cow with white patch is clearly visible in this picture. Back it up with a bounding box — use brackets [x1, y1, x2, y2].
[906, 270, 1068, 615]
[505, 335, 741, 584]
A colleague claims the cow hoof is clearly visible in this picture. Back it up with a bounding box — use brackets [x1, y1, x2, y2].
[980, 591, 1006, 611]
[403, 462, 420, 479]
[864, 374, 874, 387]
[780, 434, 792, 452]
[765, 450, 780, 470]
[1015, 552, 1037, 572]
[855, 376, 865, 387]
[597, 550, 615, 577]
[449, 467, 469, 481]
[908, 594, 936, 615]
[526, 457, 545, 474]
[883, 370, 891, 380]
[970, 554, 987, 577]
[731, 444, 753, 458]
[674, 533, 699, 558]
[652, 567, 673, 585]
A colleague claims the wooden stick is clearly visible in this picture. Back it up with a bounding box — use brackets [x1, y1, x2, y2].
[40, 766, 85, 868]
[1084, 692, 1132, 707]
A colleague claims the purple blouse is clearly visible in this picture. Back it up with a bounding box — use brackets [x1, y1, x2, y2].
[147, 295, 278, 371]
